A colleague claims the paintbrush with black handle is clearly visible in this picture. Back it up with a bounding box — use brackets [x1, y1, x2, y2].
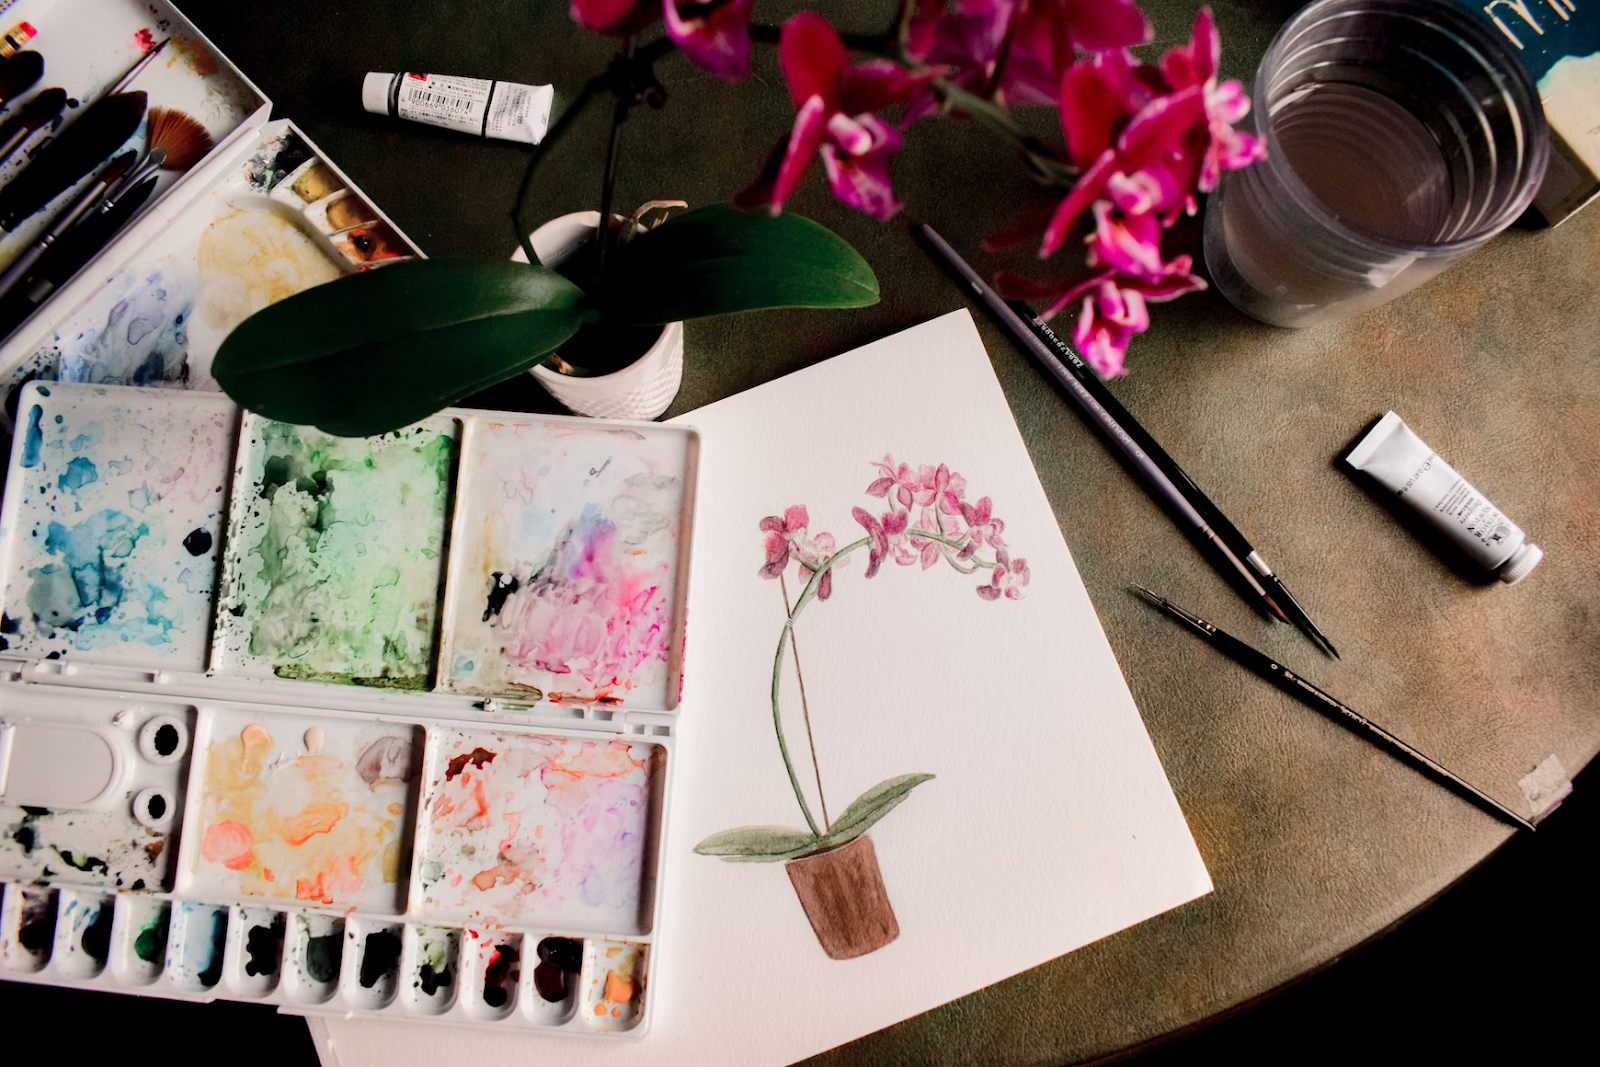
[0, 149, 136, 298]
[0, 49, 43, 109]
[0, 87, 66, 168]
[21, 172, 157, 307]
[0, 91, 145, 231]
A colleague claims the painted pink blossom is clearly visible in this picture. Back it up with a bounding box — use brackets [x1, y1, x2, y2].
[960, 496, 1005, 548]
[759, 504, 840, 599]
[737, 12, 939, 219]
[570, 0, 754, 80]
[919, 462, 966, 515]
[977, 548, 1030, 600]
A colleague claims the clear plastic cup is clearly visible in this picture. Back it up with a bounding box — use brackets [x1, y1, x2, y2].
[1203, 0, 1548, 328]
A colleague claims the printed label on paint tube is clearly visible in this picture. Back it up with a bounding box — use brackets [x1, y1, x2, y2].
[362, 72, 554, 145]
[1346, 411, 1540, 581]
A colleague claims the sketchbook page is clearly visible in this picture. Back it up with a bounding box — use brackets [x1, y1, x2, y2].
[320, 308, 1210, 1067]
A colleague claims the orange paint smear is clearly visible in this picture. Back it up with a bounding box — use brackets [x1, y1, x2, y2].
[202, 821, 256, 870]
[604, 969, 634, 1003]
[276, 800, 349, 845]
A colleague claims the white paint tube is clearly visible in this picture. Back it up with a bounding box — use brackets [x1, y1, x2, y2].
[1346, 411, 1542, 583]
[361, 72, 554, 144]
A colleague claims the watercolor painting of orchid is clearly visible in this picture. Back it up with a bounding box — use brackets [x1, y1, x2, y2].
[695, 457, 1026, 959]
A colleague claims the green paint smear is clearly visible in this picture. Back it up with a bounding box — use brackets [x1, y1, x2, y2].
[230, 421, 454, 689]
[305, 932, 341, 984]
[135, 916, 169, 964]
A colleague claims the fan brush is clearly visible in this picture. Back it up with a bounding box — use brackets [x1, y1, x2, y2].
[144, 107, 213, 172]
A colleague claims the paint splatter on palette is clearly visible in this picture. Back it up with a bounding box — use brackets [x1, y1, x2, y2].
[214, 415, 458, 689]
[439, 419, 694, 706]
[414, 728, 661, 932]
[182, 711, 422, 911]
[0, 385, 233, 669]
[0, 382, 693, 1036]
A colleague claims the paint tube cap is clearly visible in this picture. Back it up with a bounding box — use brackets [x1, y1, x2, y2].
[361, 72, 395, 117]
[1498, 542, 1542, 584]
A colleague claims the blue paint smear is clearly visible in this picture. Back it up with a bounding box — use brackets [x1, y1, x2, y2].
[56, 272, 195, 387]
[19, 405, 43, 467]
[24, 510, 180, 647]
[58, 457, 98, 493]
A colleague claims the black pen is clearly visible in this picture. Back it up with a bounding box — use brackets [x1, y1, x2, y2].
[914, 223, 1292, 630]
[1132, 584, 1536, 832]
[1018, 309, 1337, 658]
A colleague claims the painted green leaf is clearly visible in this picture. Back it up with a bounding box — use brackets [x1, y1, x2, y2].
[693, 825, 820, 863]
[817, 772, 935, 851]
[212, 259, 593, 437]
[600, 204, 879, 324]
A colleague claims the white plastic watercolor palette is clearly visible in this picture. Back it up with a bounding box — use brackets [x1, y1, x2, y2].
[0, 380, 697, 1037]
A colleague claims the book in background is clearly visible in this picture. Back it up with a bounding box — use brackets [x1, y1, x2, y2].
[1462, 0, 1600, 225]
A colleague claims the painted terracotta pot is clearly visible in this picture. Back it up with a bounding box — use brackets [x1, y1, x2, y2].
[514, 211, 684, 421]
[785, 833, 899, 960]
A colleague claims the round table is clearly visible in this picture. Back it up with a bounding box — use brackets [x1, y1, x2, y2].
[181, 1, 1600, 1062]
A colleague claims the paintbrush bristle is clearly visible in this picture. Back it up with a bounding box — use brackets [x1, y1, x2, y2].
[146, 108, 212, 173]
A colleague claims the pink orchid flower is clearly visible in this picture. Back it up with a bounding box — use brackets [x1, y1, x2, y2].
[758, 505, 841, 597]
[960, 496, 1005, 548]
[852, 506, 913, 577]
[866, 455, 931, 510]
[571, 0, 754, 81]
[1040, 6, 1260, 256]
[738, 12, 938, 220]
[977, 548, 1031, 600]
[910, 507, 966, 569]
[918, 462, 967, 515]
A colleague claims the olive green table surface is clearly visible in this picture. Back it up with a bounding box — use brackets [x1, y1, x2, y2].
[177, 1, 1600, 1063]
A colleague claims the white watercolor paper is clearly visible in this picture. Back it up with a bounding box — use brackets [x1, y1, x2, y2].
[319, 309, 1210, 1064]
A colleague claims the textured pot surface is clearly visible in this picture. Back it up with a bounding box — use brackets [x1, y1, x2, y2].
[785, 833, 899, 960]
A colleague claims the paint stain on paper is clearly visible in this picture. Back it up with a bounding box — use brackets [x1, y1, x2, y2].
[189, 715, 420, 910]
[416, 729, 657, 930]
[52, 268, 196, 387]
[217, 418, 455, 689]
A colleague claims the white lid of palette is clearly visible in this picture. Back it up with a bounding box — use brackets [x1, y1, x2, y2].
[0, 382, 699, 1037]
[0, 0, 273, 328]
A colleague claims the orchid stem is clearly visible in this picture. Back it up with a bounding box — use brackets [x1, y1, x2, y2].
[771, 536, 871, 837]
[780, 572, 830, 828]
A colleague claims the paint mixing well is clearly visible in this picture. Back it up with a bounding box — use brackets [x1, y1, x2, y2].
[0, 382, 696, 1038]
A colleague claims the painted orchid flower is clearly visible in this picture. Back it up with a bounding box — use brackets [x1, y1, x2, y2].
[867, 455, 932, 510]
[570, 0, 754, 80]
[737, 12, 938, 220]
[759, 505, 841, 598]
[960, 496, 1005, 548]
[918, 463, 967, 515]
[977, 548, 1031, 600]
[852, 506, 913, 577]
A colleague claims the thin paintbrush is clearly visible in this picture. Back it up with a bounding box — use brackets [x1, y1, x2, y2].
[0, 150, 135, 298]
[0, 90, 146, 231]
[106, 38, 167, 95]
[0, 86, 65, 167]
[1130, 583, 1537, 832]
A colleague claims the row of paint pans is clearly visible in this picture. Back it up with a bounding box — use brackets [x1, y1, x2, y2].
[0, 884, 649, 1033]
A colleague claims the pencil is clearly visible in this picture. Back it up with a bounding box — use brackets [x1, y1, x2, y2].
[1131, 583, 1535, 832]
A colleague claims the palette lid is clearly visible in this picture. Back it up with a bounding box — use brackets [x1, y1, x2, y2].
[0, 0, 274, 346]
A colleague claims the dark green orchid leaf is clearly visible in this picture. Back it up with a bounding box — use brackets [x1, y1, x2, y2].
[213, 259, 593, 437]
[693, 825, 821, 863]
[601, 204, 879, 324]
[816, 773, 934, 851]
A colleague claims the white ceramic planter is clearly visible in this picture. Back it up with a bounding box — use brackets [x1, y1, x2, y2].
[513, 211, 684, 421]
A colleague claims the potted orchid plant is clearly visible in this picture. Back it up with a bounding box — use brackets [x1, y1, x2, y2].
[212, 1, 1261, 435]
[695, 457, 1028, 960]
